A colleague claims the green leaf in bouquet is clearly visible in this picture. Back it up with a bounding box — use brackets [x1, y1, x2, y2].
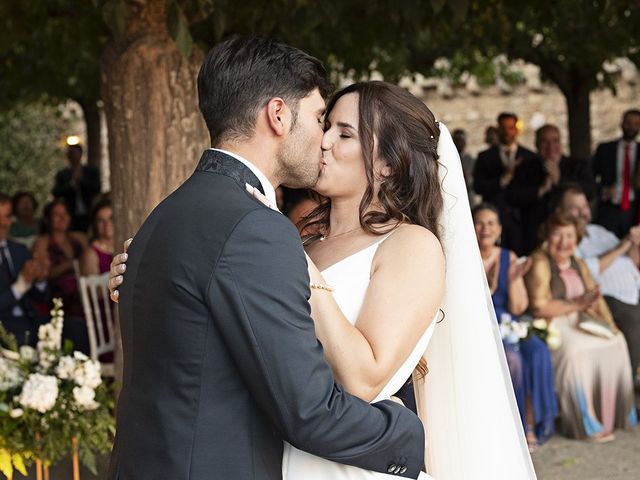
[0, 323, 18, 352]
[79, 444, 97, 475]
[63, 339, 74, 355]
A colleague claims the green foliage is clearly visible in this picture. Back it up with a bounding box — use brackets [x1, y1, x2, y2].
[0, 102, 76, 209]
[434, 0, 640, 94]
[102, 0, 128, 45]
[0, 0, 108, 108]
[168, 0, 194, 58]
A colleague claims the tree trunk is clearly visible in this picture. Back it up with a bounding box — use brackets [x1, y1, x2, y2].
[535, 59, 596, 161]
[563, 75, 593, 160]
[101, 0, 208, 386]
[79, 98, 103, 172]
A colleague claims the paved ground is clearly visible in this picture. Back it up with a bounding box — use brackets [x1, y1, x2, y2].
[19, 405, 640, 480]
[532, 429, 639, 480]
[20, 431, 639, 480]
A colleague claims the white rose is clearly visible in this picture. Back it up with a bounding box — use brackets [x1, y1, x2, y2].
[514, 322, 529, 339]
[9, 408, 24, 418]
[0, 358, 22, 391]
[532, 319, 548, 330]
[547, 323, 560, 335]
[73, 386, 99, 410]
[546, 336, 561, 350]
[56, 356, 76, 380]
[18, 373, 59, 413]
[73, 359, 102, 388]
[73, 351, 89, 362]
[19, 345, 37, 363]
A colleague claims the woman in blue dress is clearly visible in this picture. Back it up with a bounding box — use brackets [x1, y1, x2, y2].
[473, 203, 557, 451]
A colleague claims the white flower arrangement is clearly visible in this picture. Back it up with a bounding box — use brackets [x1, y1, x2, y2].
[0, 298, 114, 478]
[499, 313, 529, 345]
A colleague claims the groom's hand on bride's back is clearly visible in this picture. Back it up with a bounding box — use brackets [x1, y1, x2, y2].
[109, 238, 133, 303]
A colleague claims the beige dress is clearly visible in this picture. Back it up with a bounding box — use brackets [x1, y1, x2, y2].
[525, 250, 637, 438]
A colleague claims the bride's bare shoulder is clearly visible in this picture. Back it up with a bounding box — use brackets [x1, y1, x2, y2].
[376, 224, 444, 266]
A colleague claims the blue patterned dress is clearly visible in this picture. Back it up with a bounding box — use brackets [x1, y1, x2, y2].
[492, 248, 557, 443]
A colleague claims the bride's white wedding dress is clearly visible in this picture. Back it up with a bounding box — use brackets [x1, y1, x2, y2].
[282, 235, 436, 480]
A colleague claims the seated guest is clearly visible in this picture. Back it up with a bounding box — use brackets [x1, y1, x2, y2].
[80, 198, 114, 276]
[473, 112, 538, 255]
[9, 191, 40, 249]
[0, 193, 49, 346]
[525, 211, 637, 441]
[33, 200, 87, 318]
[474, 203, 557, 451]
[556, 183, 640, 380]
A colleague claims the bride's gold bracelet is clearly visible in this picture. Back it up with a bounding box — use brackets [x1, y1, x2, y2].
[310, 283, 334, 292]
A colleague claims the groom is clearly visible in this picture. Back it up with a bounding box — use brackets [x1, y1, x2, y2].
[108, 36, 424, 479]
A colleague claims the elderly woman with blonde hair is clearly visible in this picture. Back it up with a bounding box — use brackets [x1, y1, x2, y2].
[525, 211, 637, 441]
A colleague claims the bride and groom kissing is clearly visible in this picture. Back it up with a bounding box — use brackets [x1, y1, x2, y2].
[107, 36, 537, 479]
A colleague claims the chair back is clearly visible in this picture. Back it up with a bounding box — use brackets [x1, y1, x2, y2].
[78, 272, 115, 376]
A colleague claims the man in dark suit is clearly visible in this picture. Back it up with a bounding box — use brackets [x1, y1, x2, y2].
[592, 109, 640, 237]
[0, 194, 49, 346]
[108, 37, 425, 480]
[473, 112, 538, 255]
[52, 144, 101, 232]
[506, 124, 598, 255]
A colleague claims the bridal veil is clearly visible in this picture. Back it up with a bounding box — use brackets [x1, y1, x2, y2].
[413, 124, 537, 479]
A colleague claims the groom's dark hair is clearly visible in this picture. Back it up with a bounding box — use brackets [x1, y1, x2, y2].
[198, 36, 333, 146]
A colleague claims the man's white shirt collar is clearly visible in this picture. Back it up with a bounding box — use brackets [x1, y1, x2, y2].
[210, 148, 278, 208]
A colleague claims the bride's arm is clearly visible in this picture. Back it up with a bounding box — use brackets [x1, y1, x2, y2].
[307, 225, 444, 402]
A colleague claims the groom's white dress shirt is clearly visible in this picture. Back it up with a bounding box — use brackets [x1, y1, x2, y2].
[210, 148, 278, 207]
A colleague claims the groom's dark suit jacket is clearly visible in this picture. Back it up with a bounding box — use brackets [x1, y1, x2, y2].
[108, 150, 424, 479]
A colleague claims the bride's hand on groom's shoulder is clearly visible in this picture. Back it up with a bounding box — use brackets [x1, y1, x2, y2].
[245, 183, 277, 210]
[109, 238, 132, 303]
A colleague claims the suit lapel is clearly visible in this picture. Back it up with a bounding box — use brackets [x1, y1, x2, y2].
[195, 150, 265, 195]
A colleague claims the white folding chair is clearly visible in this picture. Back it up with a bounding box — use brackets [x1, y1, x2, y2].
[78, 273, 115, 377]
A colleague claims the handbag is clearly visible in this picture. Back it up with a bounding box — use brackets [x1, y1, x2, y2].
[576, 311, 616, 339]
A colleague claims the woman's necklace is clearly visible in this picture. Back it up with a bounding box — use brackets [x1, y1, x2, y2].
[319, 226, 361, 241]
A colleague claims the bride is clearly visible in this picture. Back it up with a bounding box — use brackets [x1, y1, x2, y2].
[109, 81, 536, 479]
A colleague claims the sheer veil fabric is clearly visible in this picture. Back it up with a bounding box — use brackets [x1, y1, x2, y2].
[412, 124, 537, 479]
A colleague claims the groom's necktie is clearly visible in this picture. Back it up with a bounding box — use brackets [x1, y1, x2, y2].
[196, 149, 265, 195]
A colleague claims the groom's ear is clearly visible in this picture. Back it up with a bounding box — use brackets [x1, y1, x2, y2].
[265, 97, 290, 137]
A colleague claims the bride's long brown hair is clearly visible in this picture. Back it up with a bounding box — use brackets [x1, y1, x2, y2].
[301, 81, 443, 242]
[301, 81, 444, 377]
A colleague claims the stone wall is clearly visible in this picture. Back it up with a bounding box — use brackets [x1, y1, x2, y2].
[419, 78, 640, 159]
